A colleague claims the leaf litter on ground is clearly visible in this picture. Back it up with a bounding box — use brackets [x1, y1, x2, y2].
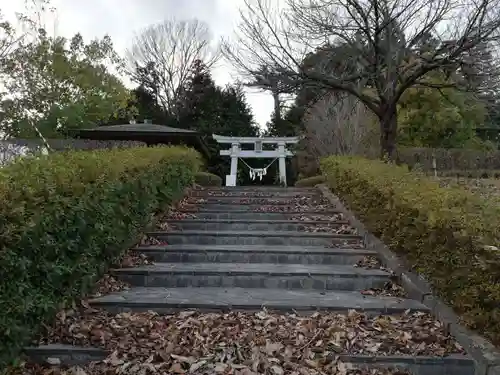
[355, 256, 406, 298]
[227, 196, 331, 205]
[290, 213, 345, 222]
[24, 308, 463, 375]
[138, 235, 169, 246]
[13, 361, 415, 375]
[205, 190, 308, 198]
[90, 246, 156, 298]
[295, 223, 358, 235]
[10, 190, 462, 375]
[153, 196, 199, 231]
[254, 205, 333, 213]
[328, 240, 365, 249]
[165, 195, 199, 212]
[248, 194, 336, 213]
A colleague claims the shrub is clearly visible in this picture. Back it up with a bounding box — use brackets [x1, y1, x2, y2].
[321, 156, 500, 346]
[432, 169, 500, 179]
[295, 175, 325, 187]
[195, 171, 222, 187]
[0, 145, 201, 367]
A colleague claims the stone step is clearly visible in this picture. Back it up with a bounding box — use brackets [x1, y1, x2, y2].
[195, 186, 318, 192]
[136, 244, 376, 264]
[193, 204, 336, 212]
[188, 196, 325, 204]
[148, 230, 362, 247]
[178, 210, 343, 220]
[24, 346, 474, 375]
[190, 190, 320, 198]
[89, 287, 429, 314]
[111, 263, 391, 291]
[338, 355, 474, 375]
[24, 344, 108, 367]
[164, 219, 350, 231]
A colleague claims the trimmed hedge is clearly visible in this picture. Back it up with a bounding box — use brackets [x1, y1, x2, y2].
[295, 175, 325, 187]
[432, 169, 500, 179]
[321, 156, 500, 345]
[195, 171, 222, 187]
[0, 146, 201, 367]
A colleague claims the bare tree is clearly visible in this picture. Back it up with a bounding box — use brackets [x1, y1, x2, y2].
[244, 65, 287, 124]
[126, 18, 221, 115]
[303, 92, 377, 157]
[223, 0, 500, 158]
[0, 17, 17, 64]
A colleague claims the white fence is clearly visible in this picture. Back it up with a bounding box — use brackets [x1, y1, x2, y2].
[0, 141, 47, 167]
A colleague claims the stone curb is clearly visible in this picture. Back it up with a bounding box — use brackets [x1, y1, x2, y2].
[317, 183, 500, 375]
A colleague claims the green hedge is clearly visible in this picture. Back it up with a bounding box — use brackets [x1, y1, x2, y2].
[295, 175, 325, 187]
[321, 156, 500, 346]
[0, 146, 200, 367]
[195, 171, 222, 187]
[432, 169, 500, 179]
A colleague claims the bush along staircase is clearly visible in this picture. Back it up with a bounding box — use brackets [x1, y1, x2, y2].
[23, 186, 476, 375]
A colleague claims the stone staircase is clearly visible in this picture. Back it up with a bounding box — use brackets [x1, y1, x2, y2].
[93, 186, 425, 315]
[27, 186, 476, 375]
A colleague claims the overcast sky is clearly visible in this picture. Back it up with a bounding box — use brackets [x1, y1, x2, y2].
[2, 0, 274, 129]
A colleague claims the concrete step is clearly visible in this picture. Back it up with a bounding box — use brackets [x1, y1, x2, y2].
[190, 190, 320, 198]
[195, 186, 318, 192]
[90, 287, 429, 314]
[24, 344, 108, 367]
[148, 230, 362, 247]
[337, 355, 474, 375]
[187, 196, 326, 205]
[111, 263, 391, 291]
[23, 345, 475, 375]
[164, 219, 350, 231]
[192, 204, 335, 212]
[136, 245, 376, 264]
[178, 210, 343, 220]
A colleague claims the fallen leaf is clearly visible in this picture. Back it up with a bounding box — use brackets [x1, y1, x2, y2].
[189, 360, 207, 372]
[46, 358, 61, 366]
[169, 362, 185, 374]
[270, 364, 284, 375]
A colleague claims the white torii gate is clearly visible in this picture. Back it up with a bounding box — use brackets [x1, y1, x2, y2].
[212, 134, 300, 187]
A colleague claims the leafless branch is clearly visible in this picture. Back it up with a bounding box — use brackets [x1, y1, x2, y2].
[126, 18, 221, 115]
[223, 0, 500, 157]
[302, 92, 377, 158]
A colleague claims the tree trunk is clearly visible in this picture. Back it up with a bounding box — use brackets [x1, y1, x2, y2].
[379, 105, 398, 161]
[273, 89, 281, 123]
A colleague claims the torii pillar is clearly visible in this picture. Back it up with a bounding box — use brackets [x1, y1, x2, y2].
[277, 140, 287, 186]
[228, 142, 239, 187]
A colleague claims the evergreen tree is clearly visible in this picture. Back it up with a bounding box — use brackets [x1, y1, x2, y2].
[177, 60, 259, 180]
[110, 85, 176, 130]
[265, 106, 303, 137]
